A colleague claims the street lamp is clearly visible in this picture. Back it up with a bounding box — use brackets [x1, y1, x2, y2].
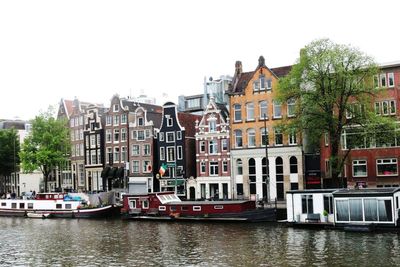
[263, 114, 270, 204]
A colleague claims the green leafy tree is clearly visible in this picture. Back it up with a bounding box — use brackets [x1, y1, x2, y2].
[19, 108, 70, 192]
[278, 38, 395, 187]
[0, 129, 20, 192]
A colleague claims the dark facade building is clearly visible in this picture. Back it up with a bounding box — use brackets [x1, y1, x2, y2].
[154, 102, 200, 197]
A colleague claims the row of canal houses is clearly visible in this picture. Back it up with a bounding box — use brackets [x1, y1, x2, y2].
[54, 56, 400, 202]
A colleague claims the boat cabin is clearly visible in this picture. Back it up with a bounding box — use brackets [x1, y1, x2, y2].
[286, 189, 336, 223]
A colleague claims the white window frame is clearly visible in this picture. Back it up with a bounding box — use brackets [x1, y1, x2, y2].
[389, 100, 396, 115]
[113, 104, 119, 112]
[167, 117, 173, 127]
[167, 147, 175, 162]
[200, 162, 206, 174]
[388, 72, 395, 87]
[287, 99, 296, 117]
[234, 104, 242, 122]
[274, 128, 283, 146]
[352, 159, 367, 177]
[289, 130, 297, 145]
[380, 73, 387, 87]
[376, 158, 398, 176]
[273, 101, 282, 119]
[132, 145, 140, 156]
[234, 130, 243, 148]
[160, 147, 165, 161]
[132, 161, 140, 173]
[246, 102, 255, 121]
[199, 141, 206, 153]
[177, 131, 182, 140]
[177, 146, 183, 160]
[143, 160, 151, 173]
[166, 132, 175, 143]
[209, 140, 218, 154]
[247, 128, 256, 147]
[143, 144, 151, 156]
[222, 161, 228, 173]
[209, 162, 219, 176]
[221, 139, 228, 151]
[259, 101, 268, 120]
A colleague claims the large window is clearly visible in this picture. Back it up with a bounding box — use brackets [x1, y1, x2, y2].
[377, 158, 398, 176]
[247, 128, 256, 147]
[246, 102, 255, 121]
[352, 160, 367, 177]
[234, 104, 242, 122]
[234, 130, 243, 148]
[336, 198, 392, 222]
[210, 162, 219, 176]
[301, 195, 313, 214]
[209, 140, 218, 154]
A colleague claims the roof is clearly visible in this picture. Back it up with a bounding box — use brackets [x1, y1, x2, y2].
[333, 188, 400, 197]
[121, 99, 163, 113]
[270, 65, 292, 77]
[286, 189, 337, 194]
[178, 112, 202, 137]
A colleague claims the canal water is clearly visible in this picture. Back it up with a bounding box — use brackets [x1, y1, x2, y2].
[0, 218, 399, 266]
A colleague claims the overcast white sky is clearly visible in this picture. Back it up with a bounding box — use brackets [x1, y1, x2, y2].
[1, 0, 399, 120]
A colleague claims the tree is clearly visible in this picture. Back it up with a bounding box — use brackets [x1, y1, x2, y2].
[19, 108, 70, 192]
[278, 38, 395, 188]
[0, 129, 20, 193]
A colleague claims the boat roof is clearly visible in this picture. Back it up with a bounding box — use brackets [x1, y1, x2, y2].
[286, 189, 337, 194]
[333, 188, 400, 197]
[165, 200, 251, 205]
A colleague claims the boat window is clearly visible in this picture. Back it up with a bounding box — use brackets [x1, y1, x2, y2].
[129, 199, 137, 209]
[159, 206, 166, 211]
[19, 203, 25, 209]
[214, 205, 224, 210]
[56, 204, 62, 209]
[1, 202, 6, 206]
[142, 200, 149, 209]
[193, 206, 201, 211]
[28, 203, 33, 209]
[65, 204, 72, 209]
[181, 206, 188, 211]
[170, 206, 177, 211]
[11, 203, 17, 209]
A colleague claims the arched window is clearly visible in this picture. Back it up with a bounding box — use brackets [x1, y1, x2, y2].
[248, 158, 256, 194]
[290, 156, 298, 173]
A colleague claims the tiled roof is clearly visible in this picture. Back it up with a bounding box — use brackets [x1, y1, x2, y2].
[271, 65, 292, 78]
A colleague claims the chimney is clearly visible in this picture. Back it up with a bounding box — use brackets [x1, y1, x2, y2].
[235, 61, 242, 76]
[258, 56, 265, 68]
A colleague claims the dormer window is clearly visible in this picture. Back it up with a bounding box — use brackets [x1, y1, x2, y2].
[113, 104, 119, 112]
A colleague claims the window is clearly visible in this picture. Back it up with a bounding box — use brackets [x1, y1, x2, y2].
[193, 206, 201, 211]
[56, 204, 62, 209]
[289, 130, 297, 145]
[210, 161, 219, 176]
[246, 102, 254, 121]
[301, 195, 314, 214]
[323, 195, 333, 214]
[167, 147, 175, 162]
[114, 147, 120, 162]
[142, 200, 149, 209]
[222, 161, 228, 173]
[90, 135, 96, 147]
[137, 130, 145, 141]
[143, 144, 151, 156]
[114, 129, 120, 142]
[113, 115, 120, 126]
[353, 160, 367, 177]
[234, 130, 243, 148]
[273, 101, 282, 118]
[121, 128, 127, 141]
[377, 158, 398, 176]
[287, 99, 296, 117]
[199, 141, 206, 153]
[248, 158, 256, 194]
[159, 132, 164, 141]
[380, 73, 387, 87]
[121, 114, 127, 124]
[143, 160, 151, 173]
[113, 104, 119, 112]
[167, 117, 173, 127]
[375, 102, 381, 115]
[177, 146, 183, 159]
[261, 128, 269, 146]
[382, 101, 389, 115]
[373, 75, 379, 88]
[107, 148, 112, 164]
[200, 162, 206, 173]
[209, 140, 218, 154]
[132, 145, 140, 156]
[28, 203, 33, 209]
[247, 128, 256, 147]
[209, 120, 217, 132]
[253, 79, 260, 91]
[266, 79, 272, 90]
[324, 132, 329, 146]
[132, 161, 139, 173]
[121, 146, 127, 162]
[177, 131, 182, 140]
[236, 159, 243, 175]
[221, 139, 228, 151]
[390, 100, 396, 115]
[259, 101, 268, 119]
[274, 128, 283, 145]
[388, 72, 395, 87]
[138, 117, 144, 126]
[290, 156, 298, 174]
[160, 147, 165, 160]
[166, 132, 175, 142]
[234, 104, 242, 122]
[106, 115, 112, 126]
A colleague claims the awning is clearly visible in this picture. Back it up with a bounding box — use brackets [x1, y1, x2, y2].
[101, 167, 110, 178]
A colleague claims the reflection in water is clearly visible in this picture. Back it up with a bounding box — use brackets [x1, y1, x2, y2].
[0, 218, 399, 266]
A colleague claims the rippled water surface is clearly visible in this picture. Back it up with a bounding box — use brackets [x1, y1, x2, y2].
[0, 217, 399, 266]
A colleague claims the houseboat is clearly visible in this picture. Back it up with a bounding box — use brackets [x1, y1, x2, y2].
[0, 193, 117, 218]
[121, 191, 276, 222]
[286, 188, 400, 231]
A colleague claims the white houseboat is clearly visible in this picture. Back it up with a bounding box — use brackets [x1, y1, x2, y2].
[286, 188, 400, 230]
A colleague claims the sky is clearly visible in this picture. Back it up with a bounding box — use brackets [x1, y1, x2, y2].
[1, 0, 399, 120]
